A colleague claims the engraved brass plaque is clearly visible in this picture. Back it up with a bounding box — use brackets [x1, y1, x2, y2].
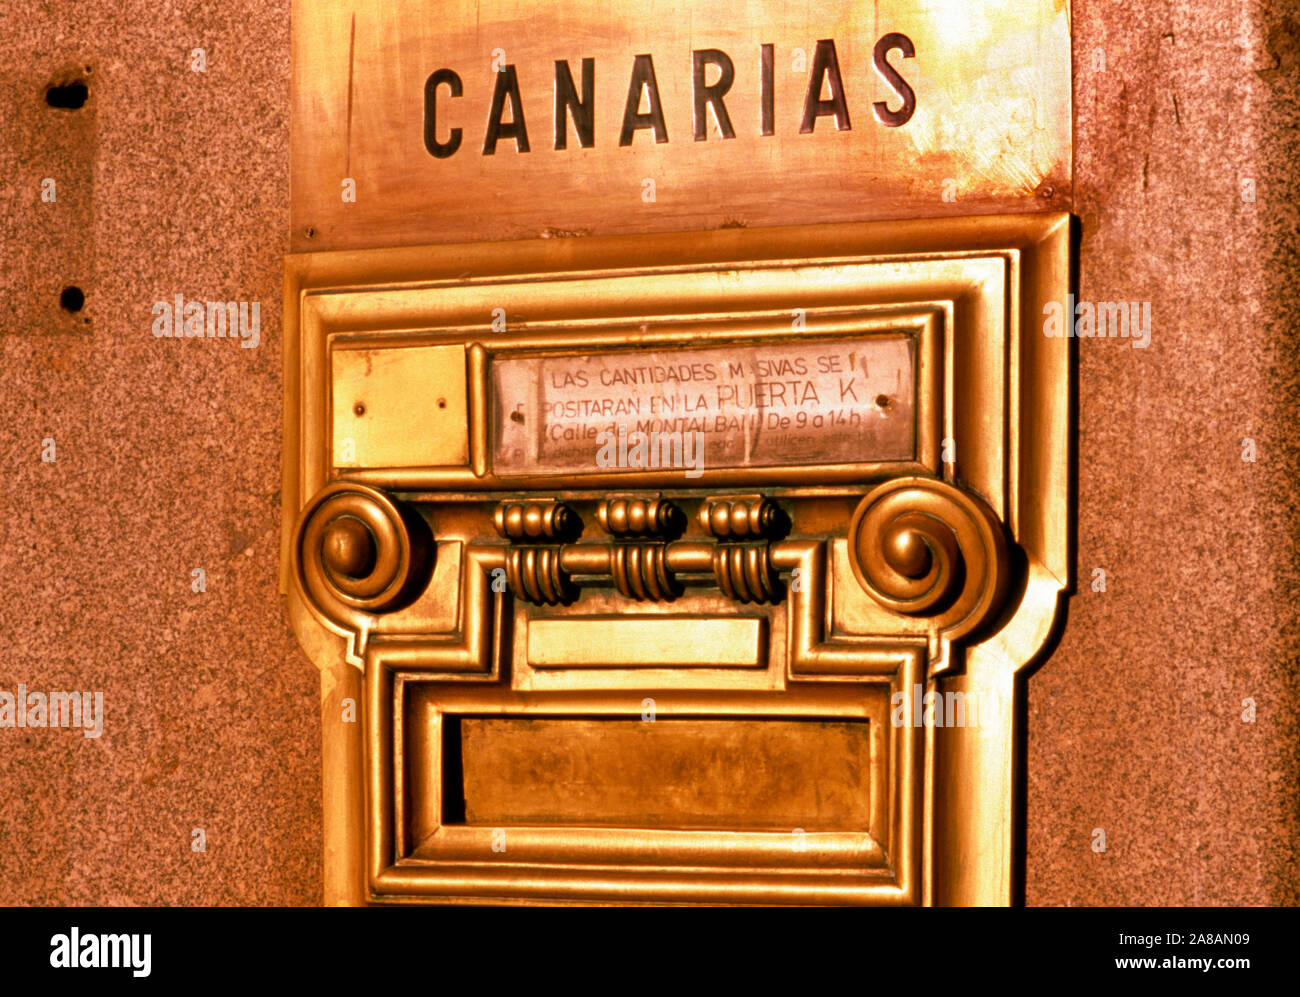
[291, 0, 1071, 252]
[491, 336, 914, 474]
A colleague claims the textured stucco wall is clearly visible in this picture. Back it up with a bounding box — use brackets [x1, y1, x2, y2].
[0, 0, 1295, 905]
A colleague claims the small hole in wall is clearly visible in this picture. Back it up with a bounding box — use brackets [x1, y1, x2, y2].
[60, 286, 85, 312]
[46, 81, 88, 109]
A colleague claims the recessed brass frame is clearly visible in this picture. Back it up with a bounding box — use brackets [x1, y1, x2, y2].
[283, 214, 1070, 906]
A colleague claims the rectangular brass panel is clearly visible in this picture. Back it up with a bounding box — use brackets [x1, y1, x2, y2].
[331, 343, 469, 469]
[491, 335, 914, 474]
[455, 717, 873, 830]
[527, 617, 764, 669]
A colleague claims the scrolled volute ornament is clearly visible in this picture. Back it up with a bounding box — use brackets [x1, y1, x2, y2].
[294, 481, 434, 630]
[848, 476, 1010, 640]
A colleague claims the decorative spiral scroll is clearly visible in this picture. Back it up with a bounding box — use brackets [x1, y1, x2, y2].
[295, 482, 433, 628]
[598, 498, 684, 538]
[494, 500, 581, 541]
[848, 476, 1009, 637]
[504, 547, 576, 606]
[609, 543, 680, 601]
[699, 496, 783, 539]
[711, 543, 779, 604]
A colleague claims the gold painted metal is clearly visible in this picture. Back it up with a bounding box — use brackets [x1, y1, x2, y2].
[282, 213, 1071, 905]
[291, 0, 1072, 253]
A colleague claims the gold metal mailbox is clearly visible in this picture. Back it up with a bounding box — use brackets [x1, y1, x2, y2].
[281, 214, 1071, 905]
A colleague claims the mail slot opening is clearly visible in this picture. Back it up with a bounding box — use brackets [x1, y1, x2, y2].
[441, 715, 874, 832]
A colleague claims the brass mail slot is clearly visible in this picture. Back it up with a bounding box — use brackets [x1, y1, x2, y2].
[455, 717, 874, 830]
[284, 214, 1070, 905]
